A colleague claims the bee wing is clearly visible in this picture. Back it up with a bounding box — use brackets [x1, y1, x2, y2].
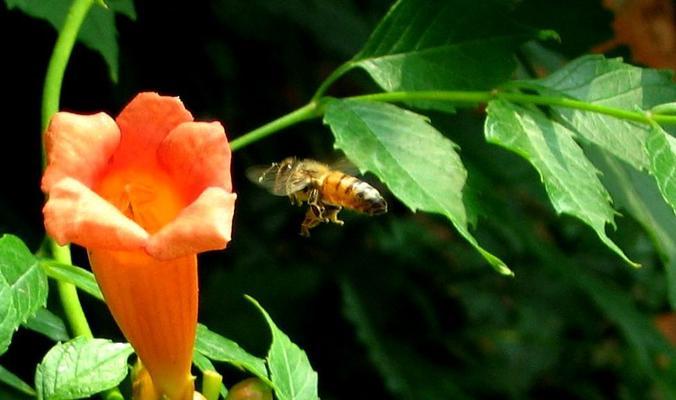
[329, 157, 360, 176]
[246, 164, 311, 196]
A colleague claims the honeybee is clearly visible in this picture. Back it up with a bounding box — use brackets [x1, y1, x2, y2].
[247, 157, 387, 236]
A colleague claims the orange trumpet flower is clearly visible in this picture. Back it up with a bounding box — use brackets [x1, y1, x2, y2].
[42, 92, 236, 400]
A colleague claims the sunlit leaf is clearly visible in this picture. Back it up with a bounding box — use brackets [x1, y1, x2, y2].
[324, 98, 511, 274]
[195, 324, 268, 381]
[350, 0, 540, 110]
[0, 365, 35, 397]
[0, 235, 48, 355]
[0, 276, 16, 356]
[246, 296, 318, 400]
[3, 0, 136, 82]
[532, 55, 676, 171]
[22, 308, 69, 342]
[646, 122, 676, 213]
[34, 337, 133, 400]
[485, 100, 637, 266]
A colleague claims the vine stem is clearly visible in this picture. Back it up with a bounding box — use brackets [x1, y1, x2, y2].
[41, 0, 94, 339]
[40, 1, 123, 399]
[229, 101, 324, 151]
[311, 61, 355, 102]
[232, 89, 676, 152]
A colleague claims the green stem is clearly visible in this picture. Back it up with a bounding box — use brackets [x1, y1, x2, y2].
[41, 0, 95, 140]
[230, 101, 324, 152]
[232, 88, 676, 152]
[50, 242, 93, 339]
[349, 90, 676, 125]
[311, 61, 356, 102]
[201, 370, 223, 400]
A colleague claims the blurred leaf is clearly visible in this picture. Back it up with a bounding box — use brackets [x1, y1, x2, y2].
[195, 324, 268, 381]
[192, 351, 229, 399]
[485, 99, 637, 266]
[555, 259, 676, 398]
[532, 55, 676, 171]
[22, 307, 69, 342]
[588, 148, 676, 308]
[34, 337, 132, 400]
[351, 0, 539, 110]
[246, 296, 318, 400]
[325, 98, 511, 274]
[0, 365, 35, 397]
[3, 0, 136, 82]
[39, 260, 102, 301]
[0, 234, 48, 355]
[646, 122, 676, 212]
[341, 279, 470, 400]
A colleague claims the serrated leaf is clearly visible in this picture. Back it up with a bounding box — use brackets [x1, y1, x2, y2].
[587, 148, 676, 308]
[0, 234, 48, 353]
[192, 351, 229, 399]
[323, 98, 511, 274]
[194, 324, 268, 381]
[3, 0, 136, 82]
[0, 365, 36, 396]
[0, 276, 16, 355]
[39, 260, 102, 301]
[350, 0, 536, 110]
[646, 122, 676, 213]
[485, 100, 637, 266]
[532, 55, 676, 171]
[23, 308, 69, 342]
[35, 337, 132, 400]
[246, 296, 318, 400]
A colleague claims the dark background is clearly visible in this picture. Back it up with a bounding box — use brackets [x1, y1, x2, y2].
[2, 0, 675, 399]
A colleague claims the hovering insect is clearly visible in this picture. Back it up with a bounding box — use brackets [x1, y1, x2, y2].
[247, 157, 387, 236]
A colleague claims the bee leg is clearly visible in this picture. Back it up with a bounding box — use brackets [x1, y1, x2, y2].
[289, 193, 303, 206]
[324, 206, 344, 226]
[300, 206, 323, 237]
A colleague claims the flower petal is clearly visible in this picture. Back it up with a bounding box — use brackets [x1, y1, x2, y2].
[42, 112, 120, 192]
[44, 178, 149, 250]
[89, 250, 197, 400]
[145, 188, 236, 260]
[158, 121, 233, 200]
[113, 92, 193, 166]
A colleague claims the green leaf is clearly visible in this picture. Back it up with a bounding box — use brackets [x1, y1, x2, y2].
[532, 55, 676, 171]
[22, 308, 69, 342]
[646, 122, 676, 213]
[587, 149, 676, 308]
[0, 235, 48, 355]
[350, 0, 537, 110]
[40, 260, 103, 301]
[194, 324, 268, 381]
[485, 100, 637, 266]
[192, 351, 229, 399]
[3, 0, 136, 82]
[35, 337, 133, 400]
[324, 98, 511, 274]
[246, 296, 318, 400]
[0, 276, 17, 355]
[0, 365, 36, 396]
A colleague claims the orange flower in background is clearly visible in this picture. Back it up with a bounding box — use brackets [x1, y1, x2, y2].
[42, 92, 236, 400]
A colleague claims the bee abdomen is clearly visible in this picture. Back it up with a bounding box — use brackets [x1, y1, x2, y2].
[322, 172, 387, 215]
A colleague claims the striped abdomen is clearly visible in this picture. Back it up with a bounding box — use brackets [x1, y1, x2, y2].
[320, 171, 387, 215]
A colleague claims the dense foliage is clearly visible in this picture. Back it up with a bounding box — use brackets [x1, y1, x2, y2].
[1, 0, 676, 399]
